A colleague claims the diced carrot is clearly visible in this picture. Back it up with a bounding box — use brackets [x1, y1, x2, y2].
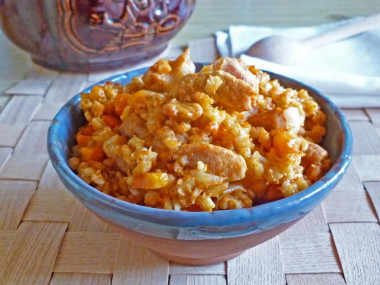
[132, 173, 169, 189]
[104, 101, 115, 114]
[166, 163, 174, 172]
[101, 114, 122, 129]
[79, 125, 94, 136]
[80, 146, 105, 162]
[76, 134, 92, 147]
[128, 90, 147, 107]
[184, 204, 202, 212]
[114, 93, 131, 115]
[272, 130, 298, 157]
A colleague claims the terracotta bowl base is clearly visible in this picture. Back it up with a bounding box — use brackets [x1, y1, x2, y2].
[101, 217, 300, 266]
[151, 249, 245, 266]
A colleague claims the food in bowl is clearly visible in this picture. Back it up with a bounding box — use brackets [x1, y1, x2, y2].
[68, 50, 331, 212]
[48, 54, 352, 265]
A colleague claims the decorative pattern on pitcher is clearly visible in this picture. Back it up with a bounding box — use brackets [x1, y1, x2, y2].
[58, 0, 185, 54]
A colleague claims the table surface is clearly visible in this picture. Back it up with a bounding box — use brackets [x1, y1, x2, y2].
[1, 1, 380, 284]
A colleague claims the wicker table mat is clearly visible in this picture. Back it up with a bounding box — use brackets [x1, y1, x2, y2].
[0, 41, 380, 285]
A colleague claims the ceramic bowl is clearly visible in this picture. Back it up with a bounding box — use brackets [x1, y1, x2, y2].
[47, 66, 353, 265]
[0, 0, 195, 72]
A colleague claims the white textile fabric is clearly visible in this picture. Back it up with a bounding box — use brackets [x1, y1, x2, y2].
[215, 19, 380, 108]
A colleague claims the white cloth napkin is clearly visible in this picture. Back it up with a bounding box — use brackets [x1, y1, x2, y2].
[215, 19, 380, 108]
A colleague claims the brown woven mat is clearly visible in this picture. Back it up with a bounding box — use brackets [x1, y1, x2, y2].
[0, 44, 380, 285]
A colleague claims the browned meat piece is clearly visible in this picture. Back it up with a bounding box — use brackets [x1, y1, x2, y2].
[306, 163, 324, 182]
[303, 141, 328, 165]
[176, 143, 247, 181]
[213, 57, 259, 89]
[178, 72, 209, 102]
[141, 48, 196, 93]
[213, 70, 256, 111]
[119, 113, 148, 139]
[178, 70, 256, 112]
[162, 99, 203, 121]
[247, 109, 286, 131]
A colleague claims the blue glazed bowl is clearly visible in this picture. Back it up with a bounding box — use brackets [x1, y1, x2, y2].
[47, 65, 352, 265]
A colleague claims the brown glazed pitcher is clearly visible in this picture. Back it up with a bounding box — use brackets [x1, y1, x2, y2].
[0, 0, 196, 72]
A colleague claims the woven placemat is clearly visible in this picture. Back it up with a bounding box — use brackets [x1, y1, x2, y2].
[0, 42, 379, 285]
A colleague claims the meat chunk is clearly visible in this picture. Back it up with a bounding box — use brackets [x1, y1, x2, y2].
[178, 72, 209, 102]
[141, 48, 196, 93]
[283, 107, 302, 134]
[119, 113, 148, 139]
[178, 71, 256, 112]
[178, 57, 260, 112]
[303, 141, 328, 165]
[248, 107, 302, 133]
[213, 57, 259, 89]
[162, 99, 203, 121]
[176, 143, 247, 181]
[213, 70, 256, 111]
[248, 109, 286, 131]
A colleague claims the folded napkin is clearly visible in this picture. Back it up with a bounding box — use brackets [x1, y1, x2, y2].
[215, 19, 380, 108]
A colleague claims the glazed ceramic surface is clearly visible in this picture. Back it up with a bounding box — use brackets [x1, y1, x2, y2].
[47, 65, 353, 264]
[0, 0, 195, 71]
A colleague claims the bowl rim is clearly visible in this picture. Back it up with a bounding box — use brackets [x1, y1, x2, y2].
[47, 65, 353, 227]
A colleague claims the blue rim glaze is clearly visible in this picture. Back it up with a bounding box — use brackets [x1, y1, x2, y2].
[47, 65, 352, 239]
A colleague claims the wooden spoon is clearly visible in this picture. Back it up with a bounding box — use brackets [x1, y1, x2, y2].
[245, 13, 380, 65]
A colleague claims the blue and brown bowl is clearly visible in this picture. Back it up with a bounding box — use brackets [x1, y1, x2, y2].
[47, 66, 352, 265]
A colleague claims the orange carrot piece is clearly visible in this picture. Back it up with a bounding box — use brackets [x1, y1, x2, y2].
[76, 134, 92, 147]
[102, 114, 122, 129]
[104, 101, 115, 114]
[128, 90, 147, 106]
[114, 93, 131, 115]
[132, 173, 169, 189]
[264, 185, 283, 201]
[79, 125, 94, 136]
[80, 146, 105, 162]
[166, 163, 174, 172]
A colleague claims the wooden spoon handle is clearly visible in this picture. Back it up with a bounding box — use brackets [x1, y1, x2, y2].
[302, 13, 380, 48]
